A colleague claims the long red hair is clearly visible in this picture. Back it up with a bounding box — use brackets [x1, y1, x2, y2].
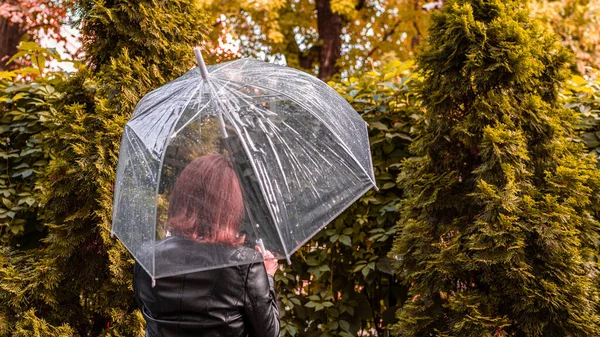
[167, 154, 245, 246]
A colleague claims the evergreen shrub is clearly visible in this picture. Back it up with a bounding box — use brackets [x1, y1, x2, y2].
[390, 1, 600, 336]
[0, 0, 209, 335]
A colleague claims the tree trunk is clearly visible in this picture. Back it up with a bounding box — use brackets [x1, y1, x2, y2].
[0, 17, 24, 70]
[316, 0, 342, 80]
[411, 0, 424, 49]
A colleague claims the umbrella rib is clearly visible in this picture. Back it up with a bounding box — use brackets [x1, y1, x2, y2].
[210, 57, 252, 75]
[206, 77, 377, 188]
[362, 121, 377, 187]
[170, 81, 231, 138]
[284, 184, 374, 259]
[272, 87, 377, 187]
[150, 80, 205, 277]
[245, 102, 326, 199]
[257, 118, 291, 194]
[197, 75, 293, 261]
[129, 76, 197, 122]
[266, 122, 307, 197]
[227, 116, 292, 263]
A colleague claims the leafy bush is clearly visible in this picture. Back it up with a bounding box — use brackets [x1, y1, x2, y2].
[0, 43, 66, 243]
[276, 60, 420, 337]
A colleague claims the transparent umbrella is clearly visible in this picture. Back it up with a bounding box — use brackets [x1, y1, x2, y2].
[111, 48, 377, 282]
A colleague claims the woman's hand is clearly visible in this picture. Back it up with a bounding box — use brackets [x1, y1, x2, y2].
[256, 246, 278, 276]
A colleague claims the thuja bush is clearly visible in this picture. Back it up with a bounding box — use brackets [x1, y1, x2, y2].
[0, 0, 209, 335]
[390, 0, 600, 336]
[276, 60, 420, 337]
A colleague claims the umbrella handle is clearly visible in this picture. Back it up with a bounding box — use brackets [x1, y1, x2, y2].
[257, 238, 291, 265]
[256, 238, 267, 256]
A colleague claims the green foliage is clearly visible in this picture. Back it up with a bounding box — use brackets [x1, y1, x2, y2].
[0, 0, 209, 335]
[77, 0, 209, 71]
[563, 70, 600, 165]
[0, 43, 65, 242]
[390, 0, 600, 336]
[275, 60, 419, 336]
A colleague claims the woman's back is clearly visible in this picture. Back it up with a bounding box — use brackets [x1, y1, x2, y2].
[134, 236, 280, 337]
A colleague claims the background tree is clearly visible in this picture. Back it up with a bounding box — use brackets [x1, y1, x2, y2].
[531, 0, 600, 75]
[0, 0, 209, 335]
[0, 0, 69, 70]
[390, 0, 600, 336]
[199, 0, 431, 79]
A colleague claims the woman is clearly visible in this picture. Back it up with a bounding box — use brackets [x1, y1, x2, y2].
[134, 154, 280, 337]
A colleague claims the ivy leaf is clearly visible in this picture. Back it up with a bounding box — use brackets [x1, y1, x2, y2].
[24, 197, 36, 206]
[353, 264, 366, 272]
[381, 182, 396, 189]
[339, 235, 351, 246]
[13, 163, 30, 170]
[21, 169, 34, 178]
[342, 228, 354, 235]
[330, 321, 339, 330]
[361, 266, 370, 278]
[370, 121, 389, 131]
[339, 320, 350, 332]
[318, 265, 330, 272]
[305, 301, 318, 308]
[37, 55, 46, 72]
[582, 132, 600, 148]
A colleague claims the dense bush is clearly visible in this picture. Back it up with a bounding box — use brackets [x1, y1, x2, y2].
[0, 43, 65, 244]
[0, 0, 209, 335]
[390, 0, 600, 336]
[276, 60, 420, 337]
[563, 70, 600, 164]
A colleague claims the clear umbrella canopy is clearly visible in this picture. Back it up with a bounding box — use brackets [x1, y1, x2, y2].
[112, 51, 377, 280]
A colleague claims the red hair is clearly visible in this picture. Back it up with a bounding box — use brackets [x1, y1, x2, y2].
[167, 154, 245, 246]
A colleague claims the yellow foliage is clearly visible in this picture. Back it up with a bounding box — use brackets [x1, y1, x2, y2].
[331, 0, 358, 18]
[268, 29, 286, 43]
[202, 0, 431, 74]
[13, 310, 74, 337]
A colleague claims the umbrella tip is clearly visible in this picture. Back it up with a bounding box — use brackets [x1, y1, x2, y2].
[193, 47, 210, 80]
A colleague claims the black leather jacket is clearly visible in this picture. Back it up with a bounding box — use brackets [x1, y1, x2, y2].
[133, 237, 280, 337]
